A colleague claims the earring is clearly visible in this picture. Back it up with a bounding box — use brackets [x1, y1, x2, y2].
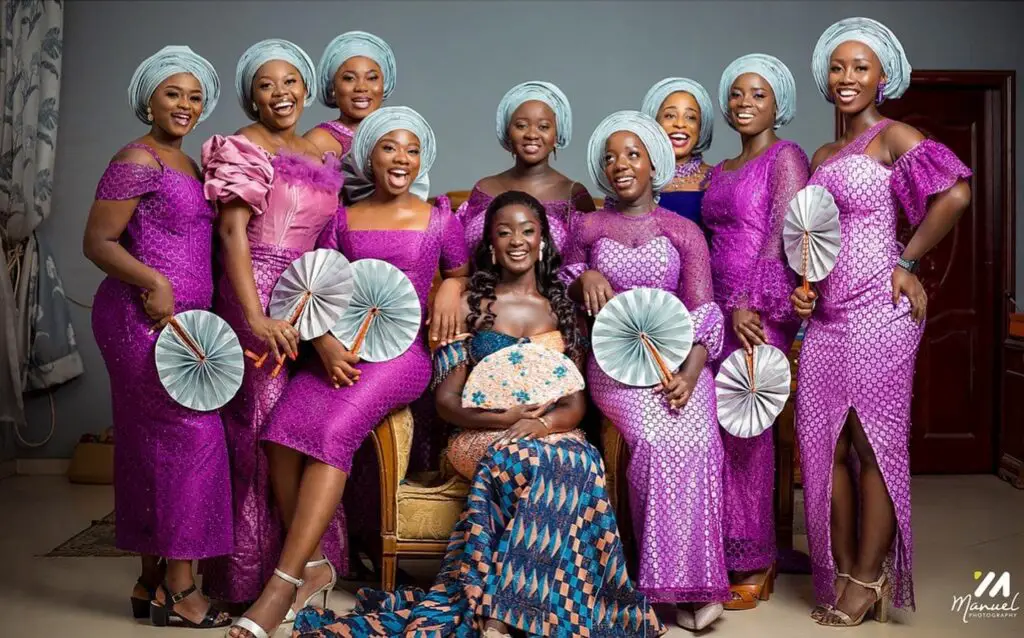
[552, 148, 557, 161]
[875, 81, 887, 105]
[490, 246, 496, 265]
[540, 241, 546, 256]
[252, 101, 258, 112]
[146, 107, 153, 122]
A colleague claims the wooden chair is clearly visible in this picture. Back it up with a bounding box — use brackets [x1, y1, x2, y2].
[372, 407, 470, 591]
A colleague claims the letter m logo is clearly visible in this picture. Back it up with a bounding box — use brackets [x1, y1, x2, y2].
[974, 572, 1012, 598]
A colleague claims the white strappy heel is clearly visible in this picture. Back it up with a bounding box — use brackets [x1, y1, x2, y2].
[283, 556, 337, 623]
[227, 568, 303, 638]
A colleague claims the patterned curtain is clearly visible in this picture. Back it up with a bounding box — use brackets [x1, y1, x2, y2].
[0, 0, 80, 427]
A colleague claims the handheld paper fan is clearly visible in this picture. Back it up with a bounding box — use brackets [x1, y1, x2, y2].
[715, 344, 791, 438]
[783, 185, 842, 294]
[248, 249, 355, 376]
[592, 287, 693, 387]
[330, 259, 421, 363]
[461, 342, 585, 410]
[155, 310, 244, 411]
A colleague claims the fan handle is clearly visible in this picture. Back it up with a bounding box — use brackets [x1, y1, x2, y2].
[640, 333, 673, 386]
[168, 316, 206, 361]
[801, 232, 812, 295]
[245, 291, 312, 378]
[745, 348, 756, 393]
[349, 308, 380, 357]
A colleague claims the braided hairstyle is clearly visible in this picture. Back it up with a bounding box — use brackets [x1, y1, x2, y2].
[465, 190, 583, 362]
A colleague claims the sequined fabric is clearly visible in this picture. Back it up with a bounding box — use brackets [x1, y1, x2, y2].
[199, 135, 347, 603]
[796, 119, 971, 611]
[456, 185, 581, 255]
[263, 197, 469, 473]
[563, 208, 729, 603]
[91, 144, 232, 560]
[292, 327, 663, 638]
[315, 120, 355, 157]
[702, 140, 808, 572]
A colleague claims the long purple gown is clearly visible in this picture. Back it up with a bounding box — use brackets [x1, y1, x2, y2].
[563, 207, 729, 603]
[91, 143, 232, 559]
[200, 134, 347, 602]
[457, 184, 586, 255]
[263, 196, 468, 474]
[796, 119, 971, 610]
[701, 140, 807, 572]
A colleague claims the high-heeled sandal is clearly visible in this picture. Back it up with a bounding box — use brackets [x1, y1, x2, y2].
[149, 580, 231, 629]
[816, 574, 890, 627]
[283, 556, 337, 623]
[228, 569, 304, 638]
[130, 559, 166, 618]
[811, 572, 851, 621]
[724, 564, 776, 611]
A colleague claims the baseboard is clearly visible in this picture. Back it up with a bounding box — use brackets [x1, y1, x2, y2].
[998, 453, 1024, 489]
[0, 460, 14, 480]
[15, 458, 70, 476]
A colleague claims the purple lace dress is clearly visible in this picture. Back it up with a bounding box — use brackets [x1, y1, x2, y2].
[314, 120, 355, 156]
[263, 196, 468, 473]
[456, 185, 585, 255]
[200, 134, 346, 602]
[796, 120, 971, 610]
[563, 208, 729, 603]
[702, 140, 807, 572]
[91, 143, 232, 560]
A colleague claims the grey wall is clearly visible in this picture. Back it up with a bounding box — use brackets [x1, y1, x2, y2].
[19, 0, 1024, 458]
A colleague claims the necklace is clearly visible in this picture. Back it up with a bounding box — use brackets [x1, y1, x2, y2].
[674, 154, 704, 179]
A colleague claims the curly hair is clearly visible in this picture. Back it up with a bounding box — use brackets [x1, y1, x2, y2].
[465, 190, 583, 362]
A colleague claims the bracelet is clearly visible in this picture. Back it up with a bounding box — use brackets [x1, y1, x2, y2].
[537, 416, 551, 430]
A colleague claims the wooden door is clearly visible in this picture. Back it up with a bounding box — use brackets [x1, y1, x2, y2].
[838, 71, 1014, 473]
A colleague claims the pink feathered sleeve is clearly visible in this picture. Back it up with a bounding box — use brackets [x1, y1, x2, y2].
[201, 134, 274, 215]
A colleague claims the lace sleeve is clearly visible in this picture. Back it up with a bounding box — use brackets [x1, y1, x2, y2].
[95, 161, 161, 201]
[730, 142, 808, 322]
[435, 196, 470, 271]
[891, 139, 972, 226]
[560, 210, 594, 286]
[315, 205, 344, 251]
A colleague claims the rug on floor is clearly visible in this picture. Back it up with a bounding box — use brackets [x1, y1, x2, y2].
[42, 511, 133, 557]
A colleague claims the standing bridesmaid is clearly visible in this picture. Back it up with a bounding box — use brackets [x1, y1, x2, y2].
[227, 106, 469, 638]
[701, 53, 807, 609]
[640, 77, 715, 228]
[563, 111, 728, 632]
[199, 39, 347, 606]
[305, 30, 428, 202]
[793, 17, 971, 626]
[83, 46, 231, 628]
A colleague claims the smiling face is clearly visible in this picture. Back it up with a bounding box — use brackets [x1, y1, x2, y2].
[148, 72, 203, 137]
[369, 128, 421, 197]
[828, 40, 886, 113]
[727, 72, 776, 135]
[603, 131, 654, 203]
[489, 202, 543, 275]
[656, 91, 701, 160]
[333, 55, 384, 122]
[507, 99, 557, 165]
[251, 60, 306, 129]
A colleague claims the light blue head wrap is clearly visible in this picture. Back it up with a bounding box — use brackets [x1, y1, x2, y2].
[344, 106, 435, 203]
[317, 31, 397, 108]
[127, 45, 220, 124]
[640, 77, 714, 154]
[812, 17, 911, 103]
[235, 39, 316, 121]
[495, 81, 572, 152]
[718, 53, 797, 129]
[586, 110, 675, 199]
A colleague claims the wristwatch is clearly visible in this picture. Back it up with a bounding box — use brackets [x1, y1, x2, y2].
[896, 255, 920, 274]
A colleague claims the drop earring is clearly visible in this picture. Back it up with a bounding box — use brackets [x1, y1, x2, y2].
[539, 241, 546, 256]
[490, 246, 496, 265]
[146, 107, 153, 122]
[252, 101, 258, 113]
[875, 81, 887, 105]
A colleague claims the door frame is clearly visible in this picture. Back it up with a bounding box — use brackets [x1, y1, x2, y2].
[835, 70, 1015, 473]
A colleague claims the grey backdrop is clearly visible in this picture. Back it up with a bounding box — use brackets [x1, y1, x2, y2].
[15, 0, 1024, 458]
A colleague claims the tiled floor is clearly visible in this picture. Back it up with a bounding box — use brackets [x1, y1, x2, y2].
[1, 474, 1022, 636]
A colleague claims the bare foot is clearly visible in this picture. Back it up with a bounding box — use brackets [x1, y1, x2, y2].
[229, 578, 295, 637]
[730, 569, 767, 586]
[482, 618, 512, 637]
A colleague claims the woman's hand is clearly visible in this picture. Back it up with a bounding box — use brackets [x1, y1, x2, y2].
[655, 369, 698, 411]
[892, 267, 927, 323]
[579, 270, 615, 316]
[142, 275, 175, 330]
[313, 334, 361, 388]
[498, 401, 555, 444]
[428, 278, 463, 347]
[790, 286, 816, 320]
[248, 314, 300, 362]
[732, 308, 765, 353]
